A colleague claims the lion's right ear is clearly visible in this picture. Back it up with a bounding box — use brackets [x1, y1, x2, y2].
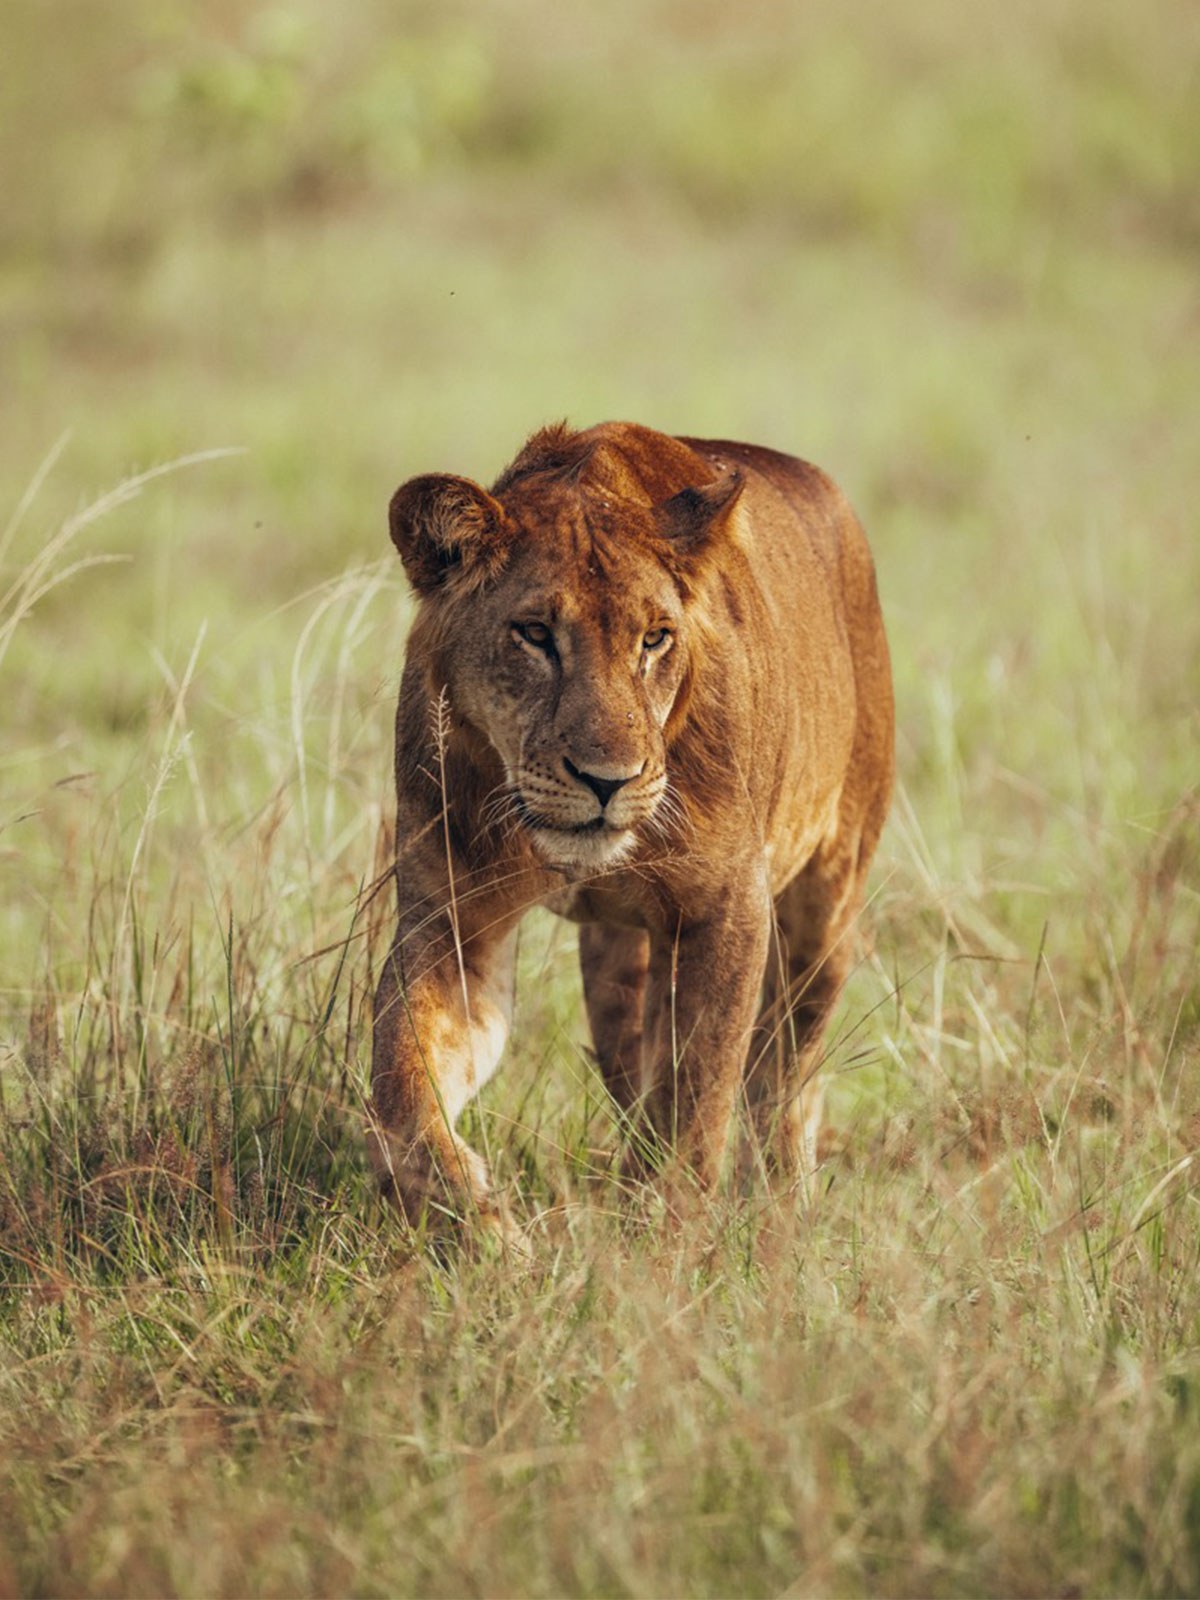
[388, 474, 511, 596]
[657, 468, 745, 558]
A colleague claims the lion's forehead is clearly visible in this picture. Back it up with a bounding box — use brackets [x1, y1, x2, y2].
[500, 521, 682, 634]
[510, 584, 677, 632]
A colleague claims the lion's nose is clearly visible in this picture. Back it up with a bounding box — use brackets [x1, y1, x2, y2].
[562, 757, 644, 809]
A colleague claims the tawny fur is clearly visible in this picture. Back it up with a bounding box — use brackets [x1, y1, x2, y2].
[369, 421, 894, 1235]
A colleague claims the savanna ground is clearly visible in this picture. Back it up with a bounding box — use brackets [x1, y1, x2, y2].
[2, 1, 1199, 1594]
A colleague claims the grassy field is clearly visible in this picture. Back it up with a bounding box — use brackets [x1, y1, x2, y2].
[3, 0, 1200, 1593]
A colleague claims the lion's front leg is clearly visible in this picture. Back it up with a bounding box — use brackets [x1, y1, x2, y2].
[579, 922, 650, 1117]
[368, 918, 516, 1236]
[643, 881, 772, 1190]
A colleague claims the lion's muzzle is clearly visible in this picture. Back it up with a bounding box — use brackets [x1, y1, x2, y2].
[511, 754, 666, 873]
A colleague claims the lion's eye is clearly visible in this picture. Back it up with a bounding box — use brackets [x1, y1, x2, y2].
[513, 621, 553, 650]
[642, 627, 671, 652]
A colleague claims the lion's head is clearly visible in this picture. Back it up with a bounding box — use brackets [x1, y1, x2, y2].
[388, 424, 744, 873]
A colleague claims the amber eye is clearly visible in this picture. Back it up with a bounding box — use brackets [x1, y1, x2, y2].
[642, 627, 671, 652]
[513, 621, 553, 650]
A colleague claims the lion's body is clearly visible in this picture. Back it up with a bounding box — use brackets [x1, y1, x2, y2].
[370, 421, 893, 1232]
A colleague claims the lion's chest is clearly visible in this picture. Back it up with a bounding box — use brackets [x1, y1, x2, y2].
[545, 882, 652, 930]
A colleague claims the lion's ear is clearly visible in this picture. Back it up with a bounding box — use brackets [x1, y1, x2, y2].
[657, 468, 745, 557]
[388, 474, 511, 596]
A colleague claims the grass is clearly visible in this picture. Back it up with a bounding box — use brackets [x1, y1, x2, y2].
[2, 0, 1200, 1593]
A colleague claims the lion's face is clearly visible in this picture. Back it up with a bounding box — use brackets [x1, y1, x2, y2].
[449, 526, 688, 871]
[389, 434, 743, 876]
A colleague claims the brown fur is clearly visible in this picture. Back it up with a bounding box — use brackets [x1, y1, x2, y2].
[369, 421, 894, 1235]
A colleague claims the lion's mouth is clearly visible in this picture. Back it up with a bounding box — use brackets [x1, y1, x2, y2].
[514, 800, 617, 837]
[515, 799, 636, 872]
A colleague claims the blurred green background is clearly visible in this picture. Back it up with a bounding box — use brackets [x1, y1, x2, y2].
[3, 0, 1198, 1035]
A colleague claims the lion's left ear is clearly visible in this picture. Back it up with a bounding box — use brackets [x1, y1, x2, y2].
[657, 467, 745, 557]
[388, 473, 512, 597]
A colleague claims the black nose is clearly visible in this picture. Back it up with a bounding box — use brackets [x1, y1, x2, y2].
[563, 757, 636, 809]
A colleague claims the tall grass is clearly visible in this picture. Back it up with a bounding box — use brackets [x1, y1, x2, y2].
[4, 430, 1199, 1599]
[3, 0, 1199, 1592]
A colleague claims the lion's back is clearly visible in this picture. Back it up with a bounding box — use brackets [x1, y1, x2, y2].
[674, 432, 894, 882]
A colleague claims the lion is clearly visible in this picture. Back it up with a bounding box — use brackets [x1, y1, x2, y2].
[368, 420, 893, 1236]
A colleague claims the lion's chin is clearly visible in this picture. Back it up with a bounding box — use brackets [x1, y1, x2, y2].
[526, 823, 637, 876]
